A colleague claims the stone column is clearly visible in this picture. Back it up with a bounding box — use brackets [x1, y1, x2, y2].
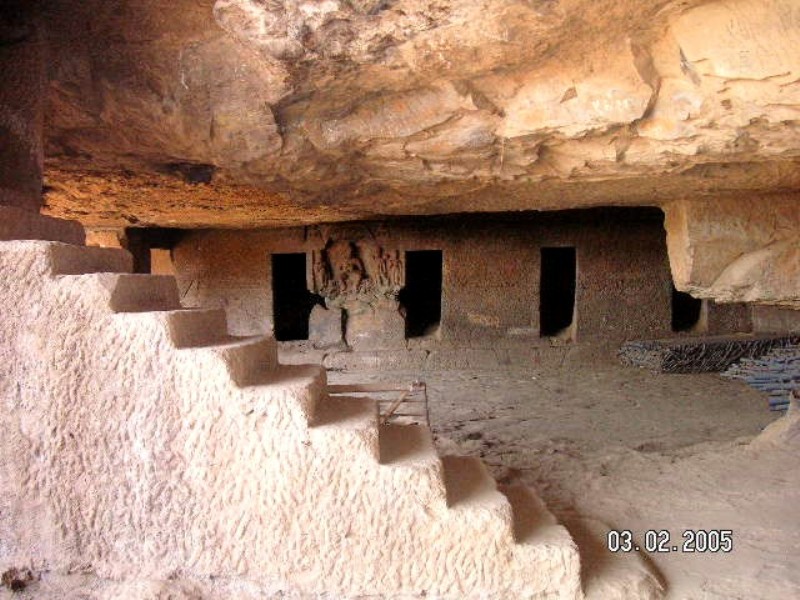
[0, 4, 83, 243]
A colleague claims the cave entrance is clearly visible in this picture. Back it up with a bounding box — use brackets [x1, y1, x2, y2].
[399, 250, 443, 338]
[539, 247, 577, 337]
[272, 253, 321, 341]
[671, 285, 705, 333]
[124, 227, 182, 274]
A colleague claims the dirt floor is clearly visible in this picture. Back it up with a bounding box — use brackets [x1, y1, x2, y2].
[329, 354, 800, 600]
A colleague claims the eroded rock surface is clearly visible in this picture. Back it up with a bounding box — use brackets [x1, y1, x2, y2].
[35, 0, 800, 227]
[664, 196, 800, 308]
[0, 239, 583, 599]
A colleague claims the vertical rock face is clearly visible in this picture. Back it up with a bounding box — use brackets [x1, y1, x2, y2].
[0, 6, 84, 244]
[664, 197, 800, 308]
[0, 8, 45, 211]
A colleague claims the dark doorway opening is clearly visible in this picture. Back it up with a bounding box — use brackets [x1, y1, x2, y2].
[671, 285, 704, 332]
[124, 227, 183, 274]
[399, 250, 443, 338]
[539, 247, 576, 337]
[272, 253, 322, 341]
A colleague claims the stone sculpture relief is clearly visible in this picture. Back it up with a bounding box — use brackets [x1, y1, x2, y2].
[310, 238, 406, 350]
[311, 239, 404, 308]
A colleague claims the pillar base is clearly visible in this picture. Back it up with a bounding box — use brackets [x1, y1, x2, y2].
[0, 206, 84, 245]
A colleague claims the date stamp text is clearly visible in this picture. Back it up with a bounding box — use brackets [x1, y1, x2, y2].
[607, 529, 733, 553]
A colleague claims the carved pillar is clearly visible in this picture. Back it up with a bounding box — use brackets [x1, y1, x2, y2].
[308, 238, 407, 350]
[0, 4, 83, 243]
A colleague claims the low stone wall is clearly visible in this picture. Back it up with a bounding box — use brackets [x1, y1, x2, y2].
[752, 306, 800, 333]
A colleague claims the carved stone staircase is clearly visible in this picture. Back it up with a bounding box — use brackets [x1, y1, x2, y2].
[0, 240, 584, 598]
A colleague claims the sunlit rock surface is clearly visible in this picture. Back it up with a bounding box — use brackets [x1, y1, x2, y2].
[665, 197, 800, 308]
[38, 0, 800, 227]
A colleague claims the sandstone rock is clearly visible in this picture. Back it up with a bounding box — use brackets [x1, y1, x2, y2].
[308, 304, 344, 349]
[26, 0, 800, 228]
[711, 240, 800, 307]
[664, 196, 800, 308]
[345, 299, 406, 350]
[0, 239, 583, 599]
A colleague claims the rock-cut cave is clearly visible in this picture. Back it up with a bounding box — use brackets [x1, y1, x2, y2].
[1, 0, 799, 598]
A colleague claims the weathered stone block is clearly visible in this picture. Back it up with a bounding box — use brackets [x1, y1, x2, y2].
[345, 300, 406, 351]
[0, 207, 84, 244]
[309, 304, 344, 349]
[664, 197, 800, 308]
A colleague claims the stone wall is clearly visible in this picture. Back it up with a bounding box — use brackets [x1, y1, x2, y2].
[172, 209, 752, 356]
[0, 6, 84, 244]
[752, 306, 800, 334]
[0, 6, 45, 211]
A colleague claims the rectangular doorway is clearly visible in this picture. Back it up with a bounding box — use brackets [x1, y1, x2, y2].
[671, 284, 706, 333]
[271, 253, 317, 341]
[539, 247, 576, 337]
[399, 250, 443, 338]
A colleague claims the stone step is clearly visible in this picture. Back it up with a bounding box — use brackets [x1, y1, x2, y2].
[310, 395, 379, 459]
[234, 363, 326, 426]
[165, 308, 229, 348]
[556, 513, 665, 600]
[48, 242, 133, 275]
[210, 335, 279, 386]
[500, 485, 574, 547]
[497, 486, 584, 599]
[441, 455, 514, 532]
[442, 456, 505, 508]
[378, 423, 446, 506]
[58, 272, 182, 313]
[379, 423, 439, 466]
[107, 274, 182, 312]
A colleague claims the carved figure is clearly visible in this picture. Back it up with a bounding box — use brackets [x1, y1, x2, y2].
[310, 238, 404, 306]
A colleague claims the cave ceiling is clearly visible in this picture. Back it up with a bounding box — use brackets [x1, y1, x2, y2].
[38, 0, 800, 228]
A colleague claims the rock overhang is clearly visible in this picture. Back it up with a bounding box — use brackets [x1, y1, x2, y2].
[33, 0, 800, 228]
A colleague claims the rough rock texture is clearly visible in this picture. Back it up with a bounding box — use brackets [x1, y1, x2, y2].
[32, 0, 800, 227]
[0, 206, 84, 244]
[308, 304, 345, 349]
[0, 239, 584, 599]
[172, 211, 753, 354]
[0, 7, 46, 211]
[664, 197, 800, 308]
[752, 306, 800, 333]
